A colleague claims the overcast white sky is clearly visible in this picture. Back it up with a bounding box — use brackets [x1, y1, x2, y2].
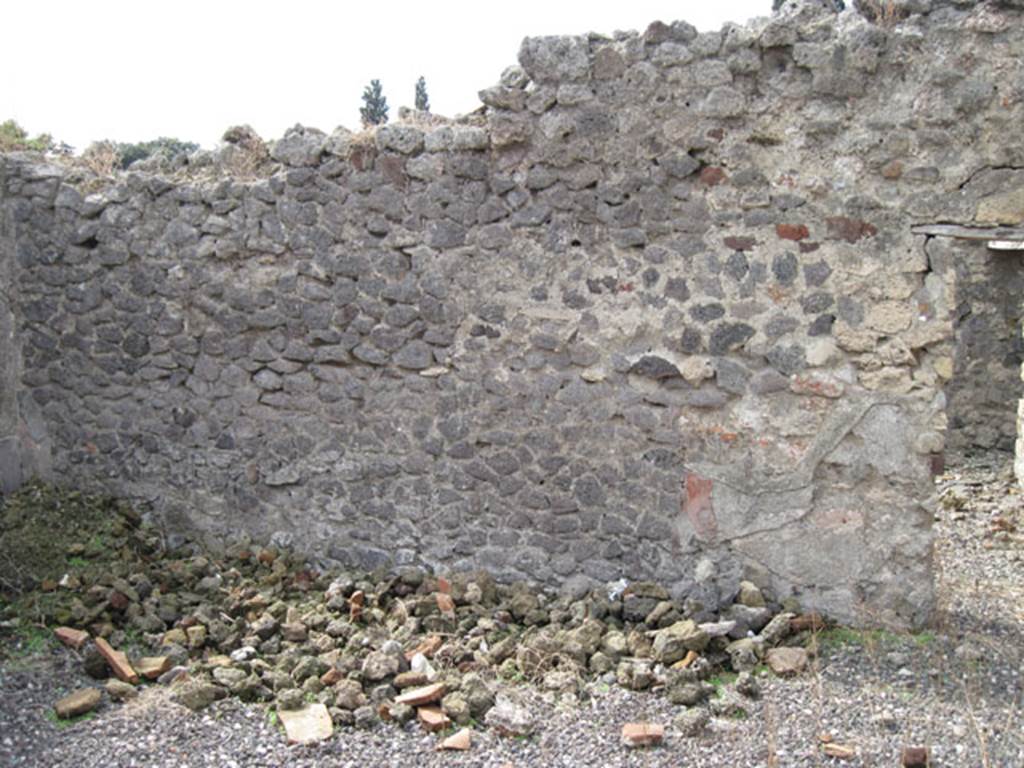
[3, 1, 767, 152]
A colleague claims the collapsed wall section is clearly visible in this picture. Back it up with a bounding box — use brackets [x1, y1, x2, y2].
[5, 1, 1024, 627]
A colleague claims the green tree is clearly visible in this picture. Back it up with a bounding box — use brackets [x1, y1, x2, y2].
[0, 119, 56, 153]
[115, 137, 199, 169]
[360, 79, 389, 127]
[414, 76, 430, 112]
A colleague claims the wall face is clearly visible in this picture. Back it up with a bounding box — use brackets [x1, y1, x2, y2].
[0, 180, 22, 493]
[5, 0, 1024, 627]
[947, 244, 1024, 454]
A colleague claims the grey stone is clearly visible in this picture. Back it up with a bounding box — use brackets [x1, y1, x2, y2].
[709, 323, 755, 354]
[630, 355, 680, 379]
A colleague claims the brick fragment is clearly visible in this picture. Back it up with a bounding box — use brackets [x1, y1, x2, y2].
[94, 637, 139, 684]
[396, 682, 446, 707]
[621, 722, 665, 747]
[54, 627, 90, 651]
[417, 705, 451, 732]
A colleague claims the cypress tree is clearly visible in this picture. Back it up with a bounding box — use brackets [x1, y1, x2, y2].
[414, 77, 430, 112]
[360, 80, 389, 127]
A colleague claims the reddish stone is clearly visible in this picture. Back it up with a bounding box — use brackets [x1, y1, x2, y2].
[776, 223, 810, 241]
[621, 723, 665, 747]
[790, 374, 844, 399]
[350, 145, 375, 172]
[881, 160, 904, 179]
[723, 236, 756, 251]
[108, 591, 130, 611]
[320, 667, 342, 686]
[700, 166, 728, 186]
[436, 576, 451, 594]
[682, 474, 717, 542]
[902, 746, 930, 767]
[826, 216, 877, 243]
[379, 155, 407, 190]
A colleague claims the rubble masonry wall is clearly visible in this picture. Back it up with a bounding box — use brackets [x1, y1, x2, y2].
[5, 0, 1024, 627]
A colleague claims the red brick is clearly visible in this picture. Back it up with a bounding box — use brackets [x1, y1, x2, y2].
[826, 216, 877, 243]
[700, 166, 727, 186]
[682, 474, 717, 542]
[776, 223, 809, 241]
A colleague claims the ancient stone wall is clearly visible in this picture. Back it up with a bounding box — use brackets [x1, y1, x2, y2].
[946, 243, 1024, 454]
[4, 0, 1024, 628]
[0, 188, 22, 492]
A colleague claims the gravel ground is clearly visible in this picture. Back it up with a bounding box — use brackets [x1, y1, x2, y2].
[1, 452, 1021, 768]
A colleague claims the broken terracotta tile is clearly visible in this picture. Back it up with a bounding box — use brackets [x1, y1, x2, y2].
[621, 722, 665, 747]
[438, 728, 472, 751]
[54, 627, 90, 651]
[135, 656, 171, 680]
[396, 682, 446, 707]
[436, 592, 455, 616]
[349, 590, 364, 622]
[404, 635, 443, 661]
[94, 637, 139, 684]
[279, 703, 333, 744]
[417, 705, 451, 733]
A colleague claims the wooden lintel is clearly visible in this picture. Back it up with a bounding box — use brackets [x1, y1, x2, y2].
[911, 223, 1024, 241]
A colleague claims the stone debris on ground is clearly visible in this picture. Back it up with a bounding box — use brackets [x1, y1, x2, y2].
[0, 452, 1021, 765]
[621, 722, 665, 748]
[278, 703, 334, 744]
[53, 688, 101, 719]
[437, 727, 472, 751]
[822, 742, 857, 759]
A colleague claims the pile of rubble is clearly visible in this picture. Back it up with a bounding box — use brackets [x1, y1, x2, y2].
[1, 483, 825, 748]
